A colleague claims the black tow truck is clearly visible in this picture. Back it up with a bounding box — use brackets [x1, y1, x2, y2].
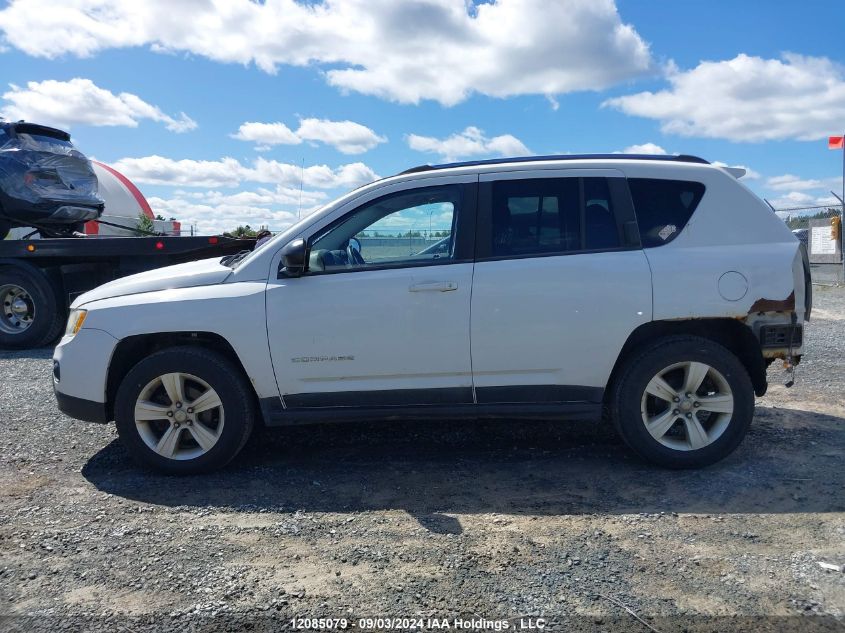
[0, 234, 254, 349]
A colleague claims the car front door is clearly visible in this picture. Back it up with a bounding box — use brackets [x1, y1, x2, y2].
[470, 169, 652, 407]
[266, 176, 477, 408]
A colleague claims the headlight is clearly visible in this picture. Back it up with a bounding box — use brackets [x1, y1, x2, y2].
[65, 309, 87, 337]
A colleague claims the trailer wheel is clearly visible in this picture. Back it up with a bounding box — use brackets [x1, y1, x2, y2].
[0, 266, 65, 349]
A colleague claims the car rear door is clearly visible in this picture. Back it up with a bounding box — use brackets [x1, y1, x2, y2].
[470, 169, 652, 407]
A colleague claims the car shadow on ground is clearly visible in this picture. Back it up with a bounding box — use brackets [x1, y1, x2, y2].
[81, 406, 845, 523]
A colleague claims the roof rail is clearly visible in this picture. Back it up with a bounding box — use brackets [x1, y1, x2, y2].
[399, 153, 710, 175]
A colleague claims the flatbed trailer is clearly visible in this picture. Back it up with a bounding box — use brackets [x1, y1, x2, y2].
[0, 234, 255, 349]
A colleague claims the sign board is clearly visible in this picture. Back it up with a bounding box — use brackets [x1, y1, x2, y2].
[811, 226, 837, 255]
[808, 217, 843, 264]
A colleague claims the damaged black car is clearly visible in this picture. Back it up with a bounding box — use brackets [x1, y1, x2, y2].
[0, 121, 104, 239]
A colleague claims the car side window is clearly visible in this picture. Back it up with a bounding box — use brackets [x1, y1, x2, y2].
[309, 185, 460, 273]
[492, 178, 580, 256]
[490, 177, 623, 256]
[628, 178, 706, 247]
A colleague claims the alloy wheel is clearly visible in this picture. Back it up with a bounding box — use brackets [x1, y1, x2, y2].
[134, 372, 225, 461]
[640, 361, 734, 451]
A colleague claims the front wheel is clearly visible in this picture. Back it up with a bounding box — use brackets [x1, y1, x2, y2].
[611, 336, 755, 469]
[114, 346, 256, 474]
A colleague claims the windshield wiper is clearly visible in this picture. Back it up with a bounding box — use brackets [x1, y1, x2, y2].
[221, 250, 251, 268]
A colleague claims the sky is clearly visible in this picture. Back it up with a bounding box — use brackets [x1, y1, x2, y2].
[1, 0, 844, 234]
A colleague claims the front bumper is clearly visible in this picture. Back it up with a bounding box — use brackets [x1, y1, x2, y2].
[47, 204, 101, 222]
[52, 327, 118, 423]
[54, 389, 109, 423]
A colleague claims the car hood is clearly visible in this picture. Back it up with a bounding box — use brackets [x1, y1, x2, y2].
[72, 257, 233, 308]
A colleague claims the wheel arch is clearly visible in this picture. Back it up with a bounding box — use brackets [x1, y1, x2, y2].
[105, 331, 261, 421]
[606, 319, 767, 401]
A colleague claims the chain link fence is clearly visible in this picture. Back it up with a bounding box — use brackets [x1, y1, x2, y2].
[773, 204, 844, 285]
[772, 204, 841, 228]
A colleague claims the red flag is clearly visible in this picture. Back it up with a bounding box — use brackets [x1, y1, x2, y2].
[830, 136, 845, 149]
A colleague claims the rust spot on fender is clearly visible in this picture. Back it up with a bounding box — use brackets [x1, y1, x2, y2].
[749, 291, 795, 314]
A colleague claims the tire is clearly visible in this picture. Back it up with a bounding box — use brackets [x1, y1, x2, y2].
[610, 336, 754, 469]
[114, 346, 256, 475]
[0, 265, 65, 349]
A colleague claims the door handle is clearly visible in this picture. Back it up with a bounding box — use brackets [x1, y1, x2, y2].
[409, 281, 458, 292]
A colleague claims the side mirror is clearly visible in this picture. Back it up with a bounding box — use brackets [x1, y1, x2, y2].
[279, 238, 306, 278]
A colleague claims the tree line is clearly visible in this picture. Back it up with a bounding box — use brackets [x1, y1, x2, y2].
[784, 208, 840, 230]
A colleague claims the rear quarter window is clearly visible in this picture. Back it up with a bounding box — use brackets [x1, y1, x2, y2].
[628, 178, 705, 247]
[16, 132, 75, 151]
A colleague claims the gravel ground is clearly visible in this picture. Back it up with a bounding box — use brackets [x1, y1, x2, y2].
[1, 287, 844, 632]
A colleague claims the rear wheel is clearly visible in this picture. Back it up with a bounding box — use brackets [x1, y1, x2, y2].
[611, 336, 754, 468]
[0, 266, 64, 349]
[114, 347, 256, 474]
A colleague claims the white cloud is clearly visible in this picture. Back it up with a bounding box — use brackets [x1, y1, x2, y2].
[149, 195, 301, 235]
[249, 158, 379, 189]
[0, 0, 653, 106]
[199, 187, 327, 208]
[0, 78, 196, 132]
[232, 118, 386, 154]
[764, 173, 841, 209]
[767, 191, 839, 209]
[766, 174, 839, 192]
[296, 118, 386, 154]
[111, 156, 246, 188]
[407, 126, 530, 161]
[604, 53, 845, 142]
[110, 155, 379, 190]
[231, 122, 300, 149]
[147, 185, 329, 234]
[621, 143, 667, 155]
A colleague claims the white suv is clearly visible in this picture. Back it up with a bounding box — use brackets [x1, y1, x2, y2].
[53, 155, 811, 474]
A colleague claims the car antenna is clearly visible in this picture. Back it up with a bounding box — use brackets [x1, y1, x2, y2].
[298, 157, 304, 220]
